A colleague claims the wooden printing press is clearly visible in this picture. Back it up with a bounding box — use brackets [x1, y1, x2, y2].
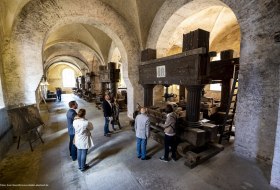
[73, 72, 96, 102]
[96, 62, 127, 110]
[138, 29, 239, 168]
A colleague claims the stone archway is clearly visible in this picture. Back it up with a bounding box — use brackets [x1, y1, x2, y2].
[3, 0, 142, 117]
[146, 1, 280, 187]
[45, 56, 89, 72]
[46, 62, 82, 93]
[147, 0, 239, 58]
[43, 41, 105, 68]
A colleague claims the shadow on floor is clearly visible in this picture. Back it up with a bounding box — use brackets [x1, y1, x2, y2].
[147, 144, 163, 158]
[88, 147, 123, 167]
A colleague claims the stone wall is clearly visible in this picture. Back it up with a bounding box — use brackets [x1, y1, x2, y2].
[47, 64, 81, 93]
[0, 108, 12, 160]
[1, 4, 279, 189]
[2, 0, 142, 118]
[0, 9, 5, 108]
[232, 0, 280, 163]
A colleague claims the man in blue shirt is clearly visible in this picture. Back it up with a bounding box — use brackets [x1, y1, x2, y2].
[66, 101, 78, 161]
[134, 107, 150, 160]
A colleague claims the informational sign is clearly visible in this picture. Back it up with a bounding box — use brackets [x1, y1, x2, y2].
[8, 104, 44, 135]
[156, 65, 166, 78]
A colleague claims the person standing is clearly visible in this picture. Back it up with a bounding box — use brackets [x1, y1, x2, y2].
[56, 87, 62, 102]
[159, 104, 177, 162]
[66, 101, 78, 161]
[134, 107, 150, 160]
[73, 109, 94, 172]
[102, 94, 112, 137]
[111, 97, 122, 130]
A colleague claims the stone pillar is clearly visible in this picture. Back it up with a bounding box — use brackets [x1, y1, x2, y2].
[142, 84, 155, 107]
[186, 85, 204, 126]
[219, 50, 234, 112]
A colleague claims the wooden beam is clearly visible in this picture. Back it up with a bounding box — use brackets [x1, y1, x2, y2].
[208, 58, 239, 80]
[141, 47, 206, 65]
[139, 54, 210, 85]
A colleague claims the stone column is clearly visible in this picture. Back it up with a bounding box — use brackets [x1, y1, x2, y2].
[142, 84, 155, 107]
[186, 85, 204, 126]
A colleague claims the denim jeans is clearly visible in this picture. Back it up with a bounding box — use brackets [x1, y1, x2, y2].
[77, 149, 88, 170]
[164, 134, 176, 160]
[136, 137, 147, 159]
[104, 117, 110, 135]
[69, 134, 77, 160]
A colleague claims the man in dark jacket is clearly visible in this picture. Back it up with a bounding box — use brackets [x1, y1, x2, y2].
[66, 101, 78, 160]
[102, 94, 112, 137]
[56, 88, 62, 102]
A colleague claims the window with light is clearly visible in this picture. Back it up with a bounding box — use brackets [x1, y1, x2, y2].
[62, 68, 75, 87]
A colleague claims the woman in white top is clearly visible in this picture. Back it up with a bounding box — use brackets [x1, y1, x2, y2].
[73, 109, 94, 171]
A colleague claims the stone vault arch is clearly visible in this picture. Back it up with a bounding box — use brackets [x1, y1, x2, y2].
[146, 1, 280, 187]
[3, 0, 142, 116]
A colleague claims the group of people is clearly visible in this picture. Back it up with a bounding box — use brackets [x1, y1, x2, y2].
[66, 94, 122, 171]
[134, 104, 177, 162]
[66, 95, 177, 172]
[66, 101, 93, 171]
[103, 94, 122, 137]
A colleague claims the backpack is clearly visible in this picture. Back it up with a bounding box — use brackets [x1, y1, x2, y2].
[168, 113, 180, 134]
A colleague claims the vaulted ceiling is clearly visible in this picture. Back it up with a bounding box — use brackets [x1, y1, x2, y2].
[0, 0, 240, 72]
[0, 0, 165, 70]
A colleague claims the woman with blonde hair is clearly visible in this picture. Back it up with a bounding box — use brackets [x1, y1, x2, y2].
[73, 109, 94, 171]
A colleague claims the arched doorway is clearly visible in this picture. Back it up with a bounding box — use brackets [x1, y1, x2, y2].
[3, 0, 141, 117]
[147, 0, 240, 127]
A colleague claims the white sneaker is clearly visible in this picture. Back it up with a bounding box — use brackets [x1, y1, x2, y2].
[159, 156, 168, 162]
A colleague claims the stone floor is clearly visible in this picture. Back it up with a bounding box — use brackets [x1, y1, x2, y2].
[0, 94, 275, 190]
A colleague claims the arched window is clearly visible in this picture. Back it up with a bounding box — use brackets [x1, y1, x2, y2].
[62, 68, 75, 87]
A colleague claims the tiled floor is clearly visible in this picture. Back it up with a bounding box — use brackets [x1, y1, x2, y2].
[0, 94, 275, 190]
